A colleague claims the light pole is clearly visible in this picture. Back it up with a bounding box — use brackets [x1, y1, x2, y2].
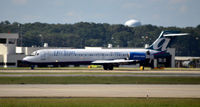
[39, 34, 43, 47]
[18, 24, 22, 47]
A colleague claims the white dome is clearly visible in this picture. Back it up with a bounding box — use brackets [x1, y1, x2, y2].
[124, 19, 141, 27]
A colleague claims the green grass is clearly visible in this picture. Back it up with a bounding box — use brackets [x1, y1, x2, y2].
[0, 72, 191, 75]
[0, 98, 200, 107]
[0, 71, 160, 75]
[0, 76, 200, 84]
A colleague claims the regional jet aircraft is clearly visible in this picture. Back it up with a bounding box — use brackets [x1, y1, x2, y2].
[22, 31, 188, 70]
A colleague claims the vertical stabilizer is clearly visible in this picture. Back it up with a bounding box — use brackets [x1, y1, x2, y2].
[147, 31, 188, 51]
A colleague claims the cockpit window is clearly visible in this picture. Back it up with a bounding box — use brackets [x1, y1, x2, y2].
[30, 51, 38, 56]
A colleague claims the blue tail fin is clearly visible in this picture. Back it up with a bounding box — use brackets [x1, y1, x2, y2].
[147, 31, 188, 51]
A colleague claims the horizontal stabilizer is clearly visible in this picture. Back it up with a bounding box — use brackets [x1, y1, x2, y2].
[164, 33, 189, 37]
[92, 59, 135, 64]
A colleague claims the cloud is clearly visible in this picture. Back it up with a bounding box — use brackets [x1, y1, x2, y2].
[121, 2, 143, 9]
[179, 5, 188, 13]
[65, 11, 83, 22]
[169, 0, 187, 4]
[167, 0, 188, 14]
[152, 14, 160, 20]
[127, 14, 137, 19]
[21, 15, 42, 22]
[66, 11, 80, 17]
[93, 14, 107, 19]
[65, 11, 109, 23]
[12, 0, 28, 5]
[51, 0, 65, 7]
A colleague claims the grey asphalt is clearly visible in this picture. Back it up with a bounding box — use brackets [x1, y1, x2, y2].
[0, 84, 200, 98]
[1, 69, 200, 77]
[1, 69, 200, 73]
[0, 74, 200, 77]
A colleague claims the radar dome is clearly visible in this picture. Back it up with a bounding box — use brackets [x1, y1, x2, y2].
[124, 19, 141, 27]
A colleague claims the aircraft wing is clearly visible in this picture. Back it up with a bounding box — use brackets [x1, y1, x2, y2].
[92, 59, 136, 64]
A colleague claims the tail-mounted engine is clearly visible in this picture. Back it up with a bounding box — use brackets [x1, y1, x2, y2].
[128, 52, 146, 61]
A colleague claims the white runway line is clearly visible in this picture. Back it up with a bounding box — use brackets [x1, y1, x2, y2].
[0, 69, 200, 73]
[0, 84, 200, 98]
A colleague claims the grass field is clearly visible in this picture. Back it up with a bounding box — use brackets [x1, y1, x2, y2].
[0, 72, 197, 75]
[0, 71, 181, 75]
[0, 98, 200, 107]
[0, 76, 200, 84]
[1, 67, 200, 84]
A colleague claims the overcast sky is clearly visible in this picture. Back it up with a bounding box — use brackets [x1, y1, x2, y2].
[0, 0, 199, 27]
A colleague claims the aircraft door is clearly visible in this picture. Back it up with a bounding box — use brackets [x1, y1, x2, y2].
[40, 52, 47, 60]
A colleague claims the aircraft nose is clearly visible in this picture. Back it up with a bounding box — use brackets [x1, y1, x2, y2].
[22, 56, 31, 62]
[22, 57, 28, 61]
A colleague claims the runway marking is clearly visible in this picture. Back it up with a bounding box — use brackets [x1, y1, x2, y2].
[1, 69, 200, 73]
[0, 74, 200, 77]
[0, 84, 200, 98]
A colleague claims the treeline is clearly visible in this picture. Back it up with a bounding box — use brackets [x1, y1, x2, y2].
[0, 20, 200, 56]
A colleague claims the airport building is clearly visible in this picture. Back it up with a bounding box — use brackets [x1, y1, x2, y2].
[0, 33, 187, 68]
[175, 56, 200, 68]
[0, 33, 23, 67]
[0, 33, 69, 67]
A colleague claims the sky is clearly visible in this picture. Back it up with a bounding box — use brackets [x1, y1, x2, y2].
[0, 0, 200, 27]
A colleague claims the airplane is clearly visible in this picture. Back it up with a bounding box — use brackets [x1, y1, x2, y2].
[22, 31, 188, 70]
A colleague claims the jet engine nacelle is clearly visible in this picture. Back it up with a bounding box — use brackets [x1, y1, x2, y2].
[129, 52, 146, 61]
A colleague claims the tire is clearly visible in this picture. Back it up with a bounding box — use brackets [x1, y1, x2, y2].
[103, 65, 108, 70]
[103, 64, 114, 70]
[108, 66, 113, 70]
[108, 65, 114, 70]
[30, 65, 35, 70]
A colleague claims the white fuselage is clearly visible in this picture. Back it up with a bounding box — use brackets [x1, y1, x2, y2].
[23, 48, 158, 63]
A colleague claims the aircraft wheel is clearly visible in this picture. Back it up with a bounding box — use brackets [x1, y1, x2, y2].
[108, 65, 114, 70]
[103, 64, 114, 70]
[103, 65, 108, 70]
[108, 66, 113, 70]
[30, 65, 35, 70]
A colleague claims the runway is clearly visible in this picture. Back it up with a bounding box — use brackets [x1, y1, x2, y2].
[1, 69, 200, 73]
[0, 84, 200, 98]
[0, 69, 200, 77]
[1, 74, 200, 77]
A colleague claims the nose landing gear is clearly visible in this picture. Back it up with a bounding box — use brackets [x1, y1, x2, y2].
[30, 65, 35, 70]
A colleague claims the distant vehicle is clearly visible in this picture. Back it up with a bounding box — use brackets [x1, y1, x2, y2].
[22, 31, 188, 70]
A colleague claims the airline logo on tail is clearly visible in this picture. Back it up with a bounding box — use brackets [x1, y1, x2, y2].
[147, 31, 189, 51]
[152, 37, 170, 51]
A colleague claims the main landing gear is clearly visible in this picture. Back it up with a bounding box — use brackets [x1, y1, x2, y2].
[30, 65, 35, 70]
[103, 64, 114, 70]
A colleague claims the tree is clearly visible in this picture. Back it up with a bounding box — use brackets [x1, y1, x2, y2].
[0, 21, 199, 56]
